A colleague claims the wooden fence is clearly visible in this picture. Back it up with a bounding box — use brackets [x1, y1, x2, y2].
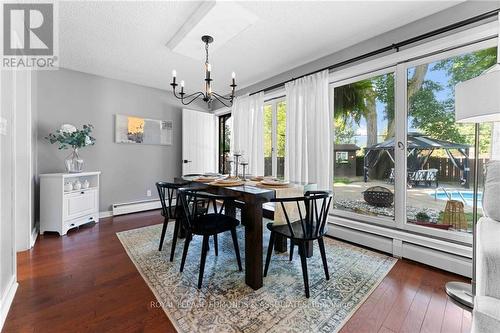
[355, 156, 489, 185]
[426, 157, 488, 184]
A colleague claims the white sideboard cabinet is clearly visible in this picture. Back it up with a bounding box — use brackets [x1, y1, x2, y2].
[40, 172, 101, 236]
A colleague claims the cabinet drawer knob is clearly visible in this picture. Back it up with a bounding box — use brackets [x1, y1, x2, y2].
[80, 191, 85, 194]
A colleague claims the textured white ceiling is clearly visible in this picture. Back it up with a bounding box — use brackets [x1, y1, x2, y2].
[59, 1, 461, 96]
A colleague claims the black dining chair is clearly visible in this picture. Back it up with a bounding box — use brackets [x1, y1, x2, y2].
[156, 181, 216, 261]
[156, 181, 188, 261]
[264, 191, 333, 298]
[178, 189, 242, 289]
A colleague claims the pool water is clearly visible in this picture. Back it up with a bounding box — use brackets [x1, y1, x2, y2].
[431, 190, 483, 208]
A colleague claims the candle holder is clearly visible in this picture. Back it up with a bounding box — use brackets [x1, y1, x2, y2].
[240, 160, 249, 181]
[233, 152, 242, 178]
[227, 160, 234, 176]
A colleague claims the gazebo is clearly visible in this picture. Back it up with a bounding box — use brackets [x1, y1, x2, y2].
[363, 132, 471, 186]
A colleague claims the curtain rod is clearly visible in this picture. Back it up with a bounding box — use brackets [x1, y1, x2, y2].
[249, 8, 500, 96]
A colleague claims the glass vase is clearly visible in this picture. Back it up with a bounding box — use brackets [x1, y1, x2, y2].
[65, 148, 84, 173]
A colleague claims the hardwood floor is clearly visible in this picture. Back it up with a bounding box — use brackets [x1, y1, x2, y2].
[3, 210, 471, 333]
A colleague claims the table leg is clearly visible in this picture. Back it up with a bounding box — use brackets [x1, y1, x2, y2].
[225, 200, 236, 219]
[242, 201, 263, 290]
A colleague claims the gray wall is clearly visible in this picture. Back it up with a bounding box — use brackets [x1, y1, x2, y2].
[229, 1, 500, 100]
[36, 69, 205, 211]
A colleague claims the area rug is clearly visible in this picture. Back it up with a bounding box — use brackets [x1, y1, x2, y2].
[117, 222, 397, 333]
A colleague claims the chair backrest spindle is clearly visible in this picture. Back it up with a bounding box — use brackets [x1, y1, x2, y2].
[271, 191, 333, 240]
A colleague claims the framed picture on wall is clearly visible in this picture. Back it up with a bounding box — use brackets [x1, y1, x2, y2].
[115, 114, 173, 145]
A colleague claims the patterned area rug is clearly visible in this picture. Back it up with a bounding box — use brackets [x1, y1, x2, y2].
[117, 222, 396, 333]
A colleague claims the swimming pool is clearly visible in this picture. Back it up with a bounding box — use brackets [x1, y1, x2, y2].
[431, 190, 483, 208]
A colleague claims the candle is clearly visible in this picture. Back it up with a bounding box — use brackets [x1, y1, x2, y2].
[172, 70, 176, 84]
[180, 80, 184, 93]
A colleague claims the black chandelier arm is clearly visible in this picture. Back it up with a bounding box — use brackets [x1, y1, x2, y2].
[211, 91, 234, 101]
[181, 92, 205, 105]
[171, 87, 183, 100]
[211, 93, 233, 108]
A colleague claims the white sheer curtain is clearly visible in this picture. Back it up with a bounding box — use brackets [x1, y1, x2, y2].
[231, 92, 264, 176]
[285, 70, 332, 190]
[492, 122, 500, 160]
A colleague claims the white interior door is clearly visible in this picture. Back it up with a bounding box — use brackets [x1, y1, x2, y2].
[182, 109, 216, 175]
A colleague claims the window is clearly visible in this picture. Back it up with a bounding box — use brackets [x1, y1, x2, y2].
[264, 105, 272, 176]
[332, 71, 396, 222]
[218, 114, 232, 174]
[405, 46, 497, 235]
[263, 100, 286, 178]
[330, 35, 497, 243]
[336, 152, 349, 164]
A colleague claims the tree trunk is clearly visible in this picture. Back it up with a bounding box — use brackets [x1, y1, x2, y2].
[365, 93, 377, 147]
[384, 63, 429, 139]
[408, 64, 428, 99]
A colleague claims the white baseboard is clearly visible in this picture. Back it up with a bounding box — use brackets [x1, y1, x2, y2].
[99, 210, 113, 218]
[0, 276, 18, 331]
[112, 199, 162, 216]
[328, 215, 472, 277]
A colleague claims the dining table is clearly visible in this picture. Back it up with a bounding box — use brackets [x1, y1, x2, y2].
[177, 176, 314, 290]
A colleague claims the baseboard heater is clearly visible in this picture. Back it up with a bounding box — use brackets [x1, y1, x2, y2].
[112, 199, 162, 216]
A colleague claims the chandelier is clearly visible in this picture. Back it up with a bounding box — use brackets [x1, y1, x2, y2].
[170, 35, 237, 107]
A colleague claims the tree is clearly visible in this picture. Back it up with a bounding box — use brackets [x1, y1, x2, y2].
[333, 47, 497, 154]
[334, 79, 378, 146]
[263, 105, 272, 157]
[335, 117, 356, 144]
[276, 102, 286, 157]
[433, 47, 497, 87]
[408, 47, 497, 153]
[375, 66, 428, 140]
[408, 81, 466, 143]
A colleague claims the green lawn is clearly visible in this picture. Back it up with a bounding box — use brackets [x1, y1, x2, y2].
[334, 177, 353, 184]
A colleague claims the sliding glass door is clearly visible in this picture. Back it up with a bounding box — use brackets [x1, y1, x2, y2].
[404, 45, 497, 239]
[331, 69, 397, 226]
[331, 37, 497, 242]
[263, 99, 286, 178]
[218, 114, 232, 174]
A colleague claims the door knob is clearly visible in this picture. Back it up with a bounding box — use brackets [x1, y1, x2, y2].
[397, 141, 405, 150]
[183, 160, 192, 164]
